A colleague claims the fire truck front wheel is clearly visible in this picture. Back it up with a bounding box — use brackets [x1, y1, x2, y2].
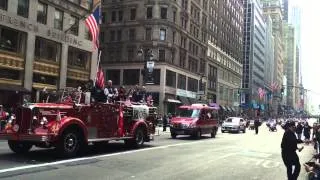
[125, 127, 146, 148]
[57, 129, 84, 157]
[8, 140, 32, 154]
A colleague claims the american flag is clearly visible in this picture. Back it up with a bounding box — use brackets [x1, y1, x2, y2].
[258, 87, 266, 100]
[271, 82, 279, 92]
[85, 6, 100, 49]
[95, 67, 105, 89]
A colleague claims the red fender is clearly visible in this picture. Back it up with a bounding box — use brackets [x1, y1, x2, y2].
[55, 117, 88, 142]
[130, 120, 148, 135]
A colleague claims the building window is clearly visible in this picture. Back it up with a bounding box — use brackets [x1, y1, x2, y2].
[0, 27, 26, 53]
[68, 47, 91, 70]
[69, 16, 79, 36]
[153, 69, 161, 85]
[35, 37, 61, 62]
[0, 0, 7, 11]
[0, 68, 21, 81]
[147, 7, 153, 19]
[110, 30, 115, 41]
[130, 8, 136, 20]
[123, 69, 140, 85]
[17, 0, 29, 18]
[111, 11, 116, 22]
[117, 30, 122, 41]
[106, 70, 120, 85]
[129, 29, 135, 40]
[159, 49, 165, 62]
[145, 28, 152, 40]
[179, 50, 186, 68]
[160, 8, 167, 19]
[173, 11, 176, 23]
[188, 77, 198, 92]
[127, 48, 134, 61]
[160, 29, 166, 40]
[188, 58, 198, 73]
[178, 74, 186, 90]
[54, 9, 63, 30]
[166, 70, 176, 88]
[33, 74, 58, 86]
[102, 12, 106, 24]
[118, 11, 123, 21]
[37, 2, 47, 24]
[200, 60, 206, 73]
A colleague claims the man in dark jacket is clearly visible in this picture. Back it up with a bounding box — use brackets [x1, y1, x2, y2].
[281, 121, 304, 180]
[254, 117, 260, 134]
[296, 122, 303, 140]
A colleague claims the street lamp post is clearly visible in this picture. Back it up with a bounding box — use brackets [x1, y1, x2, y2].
[198, 74, 206, 101]
[137, 49, 155, 85]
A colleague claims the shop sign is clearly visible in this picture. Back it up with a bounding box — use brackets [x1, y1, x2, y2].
[176, 89, 196, 98]
[0, 13, 83, 47]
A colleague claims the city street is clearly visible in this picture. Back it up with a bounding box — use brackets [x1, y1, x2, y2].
[0, 125, 314, 180]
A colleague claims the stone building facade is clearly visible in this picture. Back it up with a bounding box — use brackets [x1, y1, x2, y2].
[0, 0, 97, 107]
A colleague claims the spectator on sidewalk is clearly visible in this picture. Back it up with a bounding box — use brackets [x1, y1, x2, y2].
[296, 122, 303, 140]
[254, 116, 260, 135]
[163, 114, 168, 132]
[304, 122, 312, 142]
[281, 121, 304, 180]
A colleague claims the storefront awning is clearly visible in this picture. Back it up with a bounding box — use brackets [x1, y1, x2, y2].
[230, 107, 235, 112]
[166, 99, 181, 104]
[225, 106, 231, 111]
[178, 96, 190, 105]
[219, 105, 226, 111]
[209, 103, 220, 110]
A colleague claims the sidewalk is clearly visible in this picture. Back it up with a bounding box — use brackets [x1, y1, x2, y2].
[154, 126, 170, 136]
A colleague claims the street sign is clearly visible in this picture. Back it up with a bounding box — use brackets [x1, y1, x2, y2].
[197, 91, 205, 95]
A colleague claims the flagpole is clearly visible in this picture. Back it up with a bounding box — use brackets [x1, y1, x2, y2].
[93, 50, 102, 87]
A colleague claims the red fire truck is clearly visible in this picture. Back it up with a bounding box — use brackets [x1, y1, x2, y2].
[0, 89, 157, 157]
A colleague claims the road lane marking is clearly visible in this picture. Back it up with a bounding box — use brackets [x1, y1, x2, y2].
[0, 140, 235, 174]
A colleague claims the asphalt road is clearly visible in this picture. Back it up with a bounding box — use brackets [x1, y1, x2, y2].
[0, 125, 314, 180]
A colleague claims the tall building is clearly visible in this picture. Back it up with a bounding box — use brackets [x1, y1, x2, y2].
[261, 0, 284, 104]
[264, 14, 275, 113]
[0, 0, 97, 107]
[242, 0, 268, 112]
[283, 23, 296, 108]
[212, 0, 243, 113]
[283, 0, 288, 22]
[101, 0, 243, 115]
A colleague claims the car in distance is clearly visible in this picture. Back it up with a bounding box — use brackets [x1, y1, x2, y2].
[221, 117, 246, 133]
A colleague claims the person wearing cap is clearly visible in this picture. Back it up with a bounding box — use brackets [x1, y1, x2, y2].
[281, 121, 304, 180]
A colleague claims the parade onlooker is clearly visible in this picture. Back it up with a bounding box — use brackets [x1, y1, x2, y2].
[254, 117, 260, 135]
[163, 114, 168, 132]
[296, 122, 303, 140]
[304, 122, 312, 141]
[0, 105, 7, 131]
[281, 121, 304, 180]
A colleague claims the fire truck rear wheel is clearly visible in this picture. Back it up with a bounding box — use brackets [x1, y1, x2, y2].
[8, 140, 32, 154]
[58, 129, 82, 157]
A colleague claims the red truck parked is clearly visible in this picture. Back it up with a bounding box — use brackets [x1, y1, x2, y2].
[0, 89, 157, 157]
[170, 104, 219, 139]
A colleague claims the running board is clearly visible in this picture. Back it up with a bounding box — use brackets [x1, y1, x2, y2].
[88, 137, 133, 142]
